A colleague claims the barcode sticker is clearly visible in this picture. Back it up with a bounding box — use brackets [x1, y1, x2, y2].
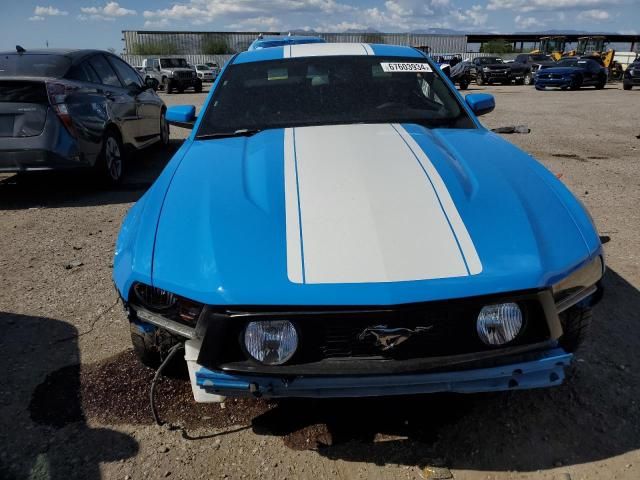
[380, 62, 432, 73]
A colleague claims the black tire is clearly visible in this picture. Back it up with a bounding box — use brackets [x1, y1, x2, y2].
[595, 75, 606, 89]
[458, 78, 469, 90]
[501, 79, 510, 85]
[131, 330, 161, 368]
[165, 78, 174, 94]
[159, 109, 169, 147]
[559, 305, 592, 352]
[194, 80, 203, 93]
[535, 84, 545, 90]
[569, 76, 582, 90]
[476, 75, 484, 86]
[160, 76, 167, 91]
[515, 79, 524, 85]
[523, 73, 533, 86]
[623, 82, 633, 90]
[95, 129, 124, 185]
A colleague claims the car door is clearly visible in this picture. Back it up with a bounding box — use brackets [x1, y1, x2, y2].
[107, 55, 162, 144]
[87, 54, 139, 147]
[64, 59, 111, 163]
[577, 60, 594, 84]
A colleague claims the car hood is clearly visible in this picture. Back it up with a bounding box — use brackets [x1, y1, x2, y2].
[480, 63, 509, 69]
[149, 123, 601, 306]
[539, 66, 583, 75]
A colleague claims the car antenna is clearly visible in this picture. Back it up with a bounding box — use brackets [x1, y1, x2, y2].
[16, 45, 26, 54]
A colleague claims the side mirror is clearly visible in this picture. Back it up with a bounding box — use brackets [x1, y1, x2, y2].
[465, 93, 495, 116]
[166, 105, 197, 129]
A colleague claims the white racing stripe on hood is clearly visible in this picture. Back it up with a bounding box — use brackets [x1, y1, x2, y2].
[287, 42, 371, 58]
[284, 123, 482, 284]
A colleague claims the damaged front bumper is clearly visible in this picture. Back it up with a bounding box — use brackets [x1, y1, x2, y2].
[188, 341, 572, 401]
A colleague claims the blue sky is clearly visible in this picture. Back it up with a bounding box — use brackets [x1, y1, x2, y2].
[1, 0, 638, 51]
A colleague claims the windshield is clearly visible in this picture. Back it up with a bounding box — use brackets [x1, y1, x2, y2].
[477, 57, 503, 65]
[0, 53, 71, 77]
[197, 56, 474, 137]
[530, 55, 551, 62]
[196, 65, 208, 69]
[160, 58, 188, 68]
[556, 59, 580, 67]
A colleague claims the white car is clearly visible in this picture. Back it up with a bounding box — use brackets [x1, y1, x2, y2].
[195, 64, 214, 82]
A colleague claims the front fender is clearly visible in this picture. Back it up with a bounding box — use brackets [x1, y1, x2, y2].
[113, 140, 193, 300]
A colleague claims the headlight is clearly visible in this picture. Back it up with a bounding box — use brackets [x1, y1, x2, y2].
[552, 256, 604, 304]
[134, 283, 176, 310]
[630, 68, 635, 75]
[244, 320, 298, 365]
[477, 303, 523, 346]
[131, 283, 203, 325]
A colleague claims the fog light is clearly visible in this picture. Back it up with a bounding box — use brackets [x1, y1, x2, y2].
[244, 320, 298, 365]
[477, 303, 523, 346]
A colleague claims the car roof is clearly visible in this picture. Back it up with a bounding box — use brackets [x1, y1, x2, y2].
[0, 48, 107, 60]
[234, 43, 424, 64]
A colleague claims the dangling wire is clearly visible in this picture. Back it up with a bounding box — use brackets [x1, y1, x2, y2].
[150, 342, 184, 426]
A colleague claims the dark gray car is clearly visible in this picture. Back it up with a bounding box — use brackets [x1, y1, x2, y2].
[0, 48, 168, 183]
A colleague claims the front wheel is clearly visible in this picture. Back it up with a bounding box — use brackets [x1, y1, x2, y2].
[159, 110, 170, 147]
[194, 80, 203, 93]
[95, 131, 124, 184]
[458, 78, 469, 90]
[623, 82, 633, 90]
[523, 73, 533, 85]
[595, 76, 606, 89]
[476, 75, 484, 86]
[559, 305, 592, 352]
[569, 76, 582, 90]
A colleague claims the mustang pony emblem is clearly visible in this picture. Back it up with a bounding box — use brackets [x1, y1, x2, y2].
[358, 325, 433, 351]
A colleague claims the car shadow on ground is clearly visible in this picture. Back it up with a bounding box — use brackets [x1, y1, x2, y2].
[0, 140, 181, 211]
[0, 312, 138, 480]
[251, 268, 639, 472]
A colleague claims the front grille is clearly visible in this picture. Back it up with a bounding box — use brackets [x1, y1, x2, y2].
[175, 71, 193, 80]
[199, 290, 553, 374]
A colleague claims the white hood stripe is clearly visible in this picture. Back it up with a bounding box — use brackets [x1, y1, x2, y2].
[391, 124, 482, 275]
[286, 42, 373, 58]
[284, 123, 482, 284]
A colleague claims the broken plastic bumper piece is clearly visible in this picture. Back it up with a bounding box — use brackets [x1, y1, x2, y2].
[194, 348, 572, 399]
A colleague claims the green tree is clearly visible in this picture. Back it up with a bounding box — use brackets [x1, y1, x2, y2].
[480, 39, 514, 54]
[203, 39, 231, 55]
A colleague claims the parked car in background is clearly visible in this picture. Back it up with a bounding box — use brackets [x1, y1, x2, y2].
[535, 57, 607, 90]
[205, 62, 220, 79]
[512, 53, 556, 75]
[507, 61, 534, 85]
[472, 57, 511, 85]
[115, 43, 603, 404]
[449, 60, 476, 89]
[141, 57, 202, 94]
[195, 64, 214, 82]
[0, 48, 168, 183]
[623, 58, 640, 90]
[248, 34, 325, 50]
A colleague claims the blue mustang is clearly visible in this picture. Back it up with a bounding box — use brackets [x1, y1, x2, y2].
[535, 57, 607, 90]
[113, 43, 604, 402]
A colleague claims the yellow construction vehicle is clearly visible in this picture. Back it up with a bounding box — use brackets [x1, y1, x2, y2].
[531, 36, 567, 60]
[574, 36, 623, 80]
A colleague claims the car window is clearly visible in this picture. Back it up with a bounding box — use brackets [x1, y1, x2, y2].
[108, 56, 143, 89]
[66, 61, 101, 84]
[88, 55, 122, 87]
[0, 53, 71, 77]
[197, 55, 475, 136]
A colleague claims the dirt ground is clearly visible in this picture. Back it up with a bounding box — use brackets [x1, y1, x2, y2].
[1, 82, 639, 480]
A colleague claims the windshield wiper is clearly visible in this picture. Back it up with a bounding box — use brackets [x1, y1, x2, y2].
[196, 128, 262, 140]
